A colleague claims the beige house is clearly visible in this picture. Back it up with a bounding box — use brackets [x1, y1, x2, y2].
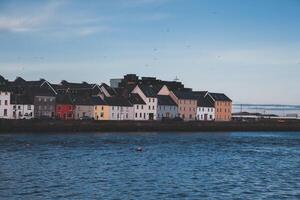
[170, 91, 197, 121]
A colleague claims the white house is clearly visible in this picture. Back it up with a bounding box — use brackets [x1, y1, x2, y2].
[0, 91, 11, 119]
[131, 85, 157, 120]
[10, 94, 34, 119]
[105, 96, 134, 120]
[196, 95, 215, 121]
[128, 93, 148, 120]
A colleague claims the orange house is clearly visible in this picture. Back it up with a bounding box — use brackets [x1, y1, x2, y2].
[206, 93, 232, 121]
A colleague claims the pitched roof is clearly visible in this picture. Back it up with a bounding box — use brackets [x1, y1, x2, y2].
[56, 94, 75, 104]
[208, 92, 232, 102]
[157, 95, 177, 106]
[196, 96, 214, 107]
[104, 96, 132, 107]
[11, 94, 34, 105]
[100, 83, 117, 96]
[172, 91, 197, 100]
[139, 85, 157, 97]
[91, 96, 107, 105]
[128, 93, 146, 105]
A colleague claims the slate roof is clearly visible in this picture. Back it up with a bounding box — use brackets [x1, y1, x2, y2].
[56, 94, 75, 104]
[11, 94, 34, 105]
[139, 85, 157, 97]
[104, 96, 132, 107]
[91, 96, 107, 105]
[157, 95, 177, 106]
[100, 83, 117, 96]
[172, 91, 197, 100]
[208, 92, 232, 102]
[196, 96, 214, 108]
[128, 93, 146, 105]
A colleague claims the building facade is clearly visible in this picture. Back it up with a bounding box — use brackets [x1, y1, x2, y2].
[34, 95, 56, 119]
[157, 95, 178, 120]
[0, 91, 11, 119]
[206, 93, 232, 121]
[170, 91, 197, 121]
[131, 85, 157, 120]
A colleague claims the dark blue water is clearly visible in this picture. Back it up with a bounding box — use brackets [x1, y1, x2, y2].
[1, 132, 300, 199]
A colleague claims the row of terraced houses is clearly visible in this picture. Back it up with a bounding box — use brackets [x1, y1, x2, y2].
[0, 74, 232, 121]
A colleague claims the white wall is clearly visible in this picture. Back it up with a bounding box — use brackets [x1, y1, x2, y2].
[0, 91, 11, 119]
[133, 104, 148, 120]
[109, 106, 134, 120]
[11, 104, 34, 119]
[196, 107, 215, 121]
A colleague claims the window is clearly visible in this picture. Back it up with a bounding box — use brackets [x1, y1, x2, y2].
[126, 113, 128, 119]
[152, 106, 155, 110]
[100, 112, 104, 117]
[189, 114, 192, 119]
[153, 98, 155, 102]
[144, 113, 146, 119]
[28, 105, 31, 110]
[4, 109, 7, 116]
[112, 106, 114, 110]
[117, 113, 119, 119]
[149, 105, 151, 110]
[5, 100, 8, 105]
[44, 98, 47, 102]
[135, 113, 138, 118]
[18, 105, 21, 109]
[112, 113, 114, 118]
[0, 100, 1, 105]
[101, 106, 104, 111]
[137, 105, 139, 109]
[141, 105, 143, 109]
[149, 99, 151, 103]
[140, 113, 142, 118]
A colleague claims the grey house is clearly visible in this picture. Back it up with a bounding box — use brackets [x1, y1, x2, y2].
[157, 95, 178, 120]
[34, 94, 56, 119]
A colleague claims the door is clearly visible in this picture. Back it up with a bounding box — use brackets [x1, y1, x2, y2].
[149, 113, 154, 120]
[204, 114, 208, 121]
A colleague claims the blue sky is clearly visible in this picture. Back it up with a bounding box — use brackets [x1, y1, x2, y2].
[0, 0, 300, 104]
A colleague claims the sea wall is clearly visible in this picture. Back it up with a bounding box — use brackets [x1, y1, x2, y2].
[0, 119, 300, 133]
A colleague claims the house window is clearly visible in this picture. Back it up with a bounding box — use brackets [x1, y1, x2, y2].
[141, 105, 144, 109]
[18, 105, 21, 109]
[112, 106, 114, 110]
[153, 98, 155, 102]
[112, 113, 114, 118]
[189, 114, 192, 119]
[100, 112, 104, 117]
[182, 114, 185, 119]
[144, 113, 146, 119]
[0, 100, 1, 105]
[28, 105, 31, 110]
[149, 105, 151, 110]
[4, 109, 7, 116]
[137, 105, 139, 109]
[152, 106, 155, 110]
[149, 99, 151, 103]
[126, 113, 128, 119]
[135, 113, 138, 118]
[5, 100, 8, 105]
[101, 106, 104, 111]
[140, 113, 142, 118]
[158, 114, 160, 118]
[117, 113, 119, 119]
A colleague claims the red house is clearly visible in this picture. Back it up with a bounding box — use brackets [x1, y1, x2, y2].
[55, 95, 75, 120]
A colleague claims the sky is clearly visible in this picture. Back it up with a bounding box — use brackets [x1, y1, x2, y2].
[0, 0, 300, 104]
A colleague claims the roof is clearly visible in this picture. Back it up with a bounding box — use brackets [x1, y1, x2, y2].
[104, 96, 132, 107]
[139, 85, 157, 97]
[128, 93, 146, 105]
[11, 94, 34, 105]
[91, 96, 107, 105]
[172, 91, 197, 100]
[208, 92, 232, 102]
[196, 96, 214, 107]
[100, 83, 117, 96]
[157, 95, 177, 106]
[56, 94, 75, 104]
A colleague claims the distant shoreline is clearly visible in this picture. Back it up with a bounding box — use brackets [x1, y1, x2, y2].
[1, 119, 300, 133]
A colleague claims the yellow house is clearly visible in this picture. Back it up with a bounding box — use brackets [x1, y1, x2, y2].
[92, 97, 110, 120]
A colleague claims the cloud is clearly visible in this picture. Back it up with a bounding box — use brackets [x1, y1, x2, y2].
[0, 1, 64, 32]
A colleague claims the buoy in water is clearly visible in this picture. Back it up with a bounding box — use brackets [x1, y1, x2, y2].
[136, 146, 143, 152]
